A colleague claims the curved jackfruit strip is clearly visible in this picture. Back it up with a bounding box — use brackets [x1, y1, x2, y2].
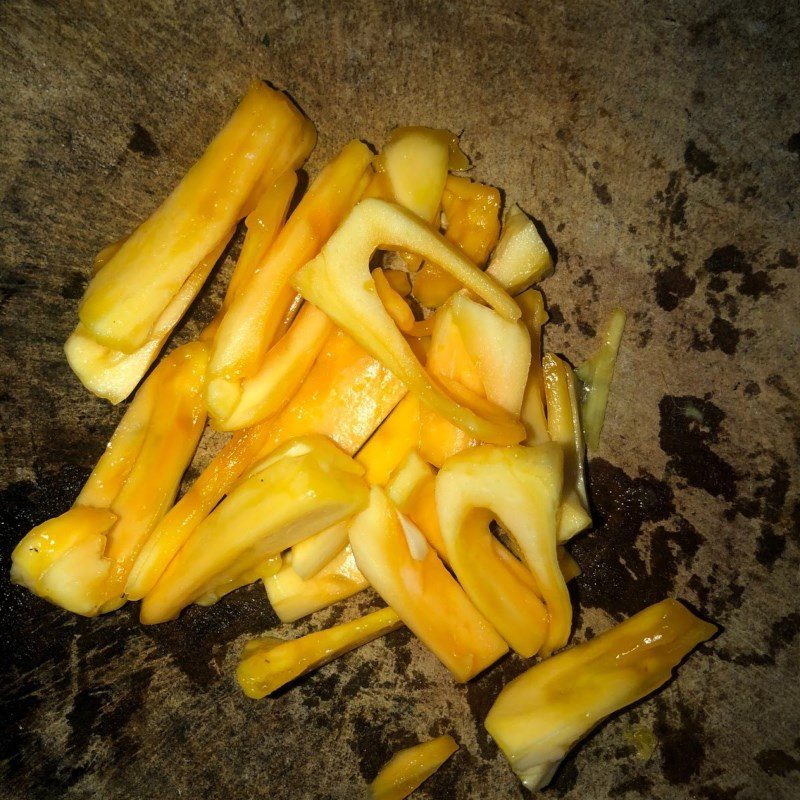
[206, 140, 374, 429]
[436, 443, 570, 657]
[290, 519, 350, 581]
[140, 435, 369, 624]
[237, 606, 402, 699]
[293, 199, 523, 445]
[517, 289, 549, 445]
[78, 81, 316, 354]
[65, 231, 232, 404]
[11, 343, 208, 616]
[349, 487, 508, 682]
[413, 175, 502, 307]
[126, 330, 405, 601]
[485, 599, 717, 791]
[370, 735, 459, 800]
[543, 353, 592, 542]
[264, 544, 369, 622]
[487, 205, 553, 294]
[576, 308, 627, 452]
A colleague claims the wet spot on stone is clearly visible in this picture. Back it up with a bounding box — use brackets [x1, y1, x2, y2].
[684, 141, 718, 178]
[787, 131, 800, 156]
[654, 263, 696, 311]
[570, 458, 703, 617]
[575, 269, 599, 300]
[704, 245, 748, 276]
[717, 611, 800, 667]
[756, 748, 800, 776]
[591, 180, 612, 205]
[765, 374, 794, 400]
[708, 316, 739, 354]
[139, 586, 278, 685]
[774, 249, 797, 270]
[609, 773, 654, 796]
[655, 700, 706, 784]
[739, 269, 777, 298]
[128, 123, 159, 158]
[350, 713, 393, 781]
[755, 524, 785, 567]
[577, 319, 596, 338]
[654, 172, 688, 233]
[698, 782, 747, 800]
[547, 303, 564, 325]
[658, 395, 738, 501]
[743, 381, 760, 397]
[61, 269, 85, 300]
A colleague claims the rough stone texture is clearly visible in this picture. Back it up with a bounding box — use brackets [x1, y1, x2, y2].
[1, 1, 798, 798]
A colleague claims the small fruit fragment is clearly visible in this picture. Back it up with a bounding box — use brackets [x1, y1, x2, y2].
[487, 205, 553, 294]
[370, 735, 459, 800]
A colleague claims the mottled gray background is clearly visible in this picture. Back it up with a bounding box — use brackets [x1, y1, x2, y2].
[1, 1, 798, 798]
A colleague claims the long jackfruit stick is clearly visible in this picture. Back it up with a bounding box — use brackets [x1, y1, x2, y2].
[486, 205, 553, 294]
[543, 353, 592, 541]
[485, 599, 717, 791]
[11, 342, 209, 616]
[206, 140, 374, 428]
[436, 444, 568, 657]
[237, 606, 402, 699]
[413, 175, 501, 308]
[65, 231, 233, 405]
[265, 544, 369, 622]
[370, 735, 459, 800]
[78, 81, 316, 355]
[349, 487, 508, 682]
[140, 436, 370, 624]
[125, 329, 405, 600]
[294, 198, 524, 445]
[517, 290, 549, 445]
[576, 308, 627, 452]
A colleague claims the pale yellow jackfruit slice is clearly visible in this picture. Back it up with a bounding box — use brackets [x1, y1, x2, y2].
[487, 205, 553, 294]
[485, 599, 717, 791]
[139, 436, 369, 624]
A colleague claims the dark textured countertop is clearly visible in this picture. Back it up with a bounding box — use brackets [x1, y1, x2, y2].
[1, 2, 798, 798]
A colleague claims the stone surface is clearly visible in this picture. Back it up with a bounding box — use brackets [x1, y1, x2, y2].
[1, 1, 799, 798]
